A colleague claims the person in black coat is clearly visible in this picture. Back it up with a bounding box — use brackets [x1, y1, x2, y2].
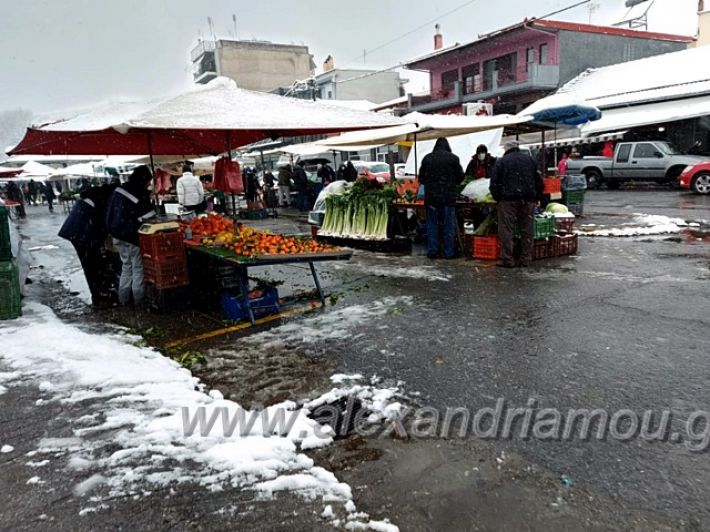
[465, 144, 496, 179]
[418, 137, 465, 259]
[292, 161, 309, 211]
[59, 183, 118, 306]
[344, 161, 358, 183]
[490, 140, 544, 267]
[317, 163, 336, 186]
[105, 165, 155, 306]
[42, 182, 56, 212]
[5, 181, 26, 218]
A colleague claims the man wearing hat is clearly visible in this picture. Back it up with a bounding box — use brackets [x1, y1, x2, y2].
[490, 140, 543, 267]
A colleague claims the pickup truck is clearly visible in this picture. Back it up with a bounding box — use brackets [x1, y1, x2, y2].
[565, 141, 708, 190]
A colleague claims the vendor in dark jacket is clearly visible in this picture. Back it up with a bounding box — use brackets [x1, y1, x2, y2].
[465, 144, 496, 179]
[490, 140, 543, 268]
[59, 183, 118, 306]
[105, 165, 155, 306]
[292, 161, 309, 211]
[418, 137, 465, 259]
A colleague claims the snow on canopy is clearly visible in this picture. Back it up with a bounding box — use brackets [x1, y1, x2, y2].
[9, 78, 403, 157]
[20, 160, 55, 176]
[556, 45, 710, 109]
[519, 94, 602, 127]
[320, 111, 531, 147]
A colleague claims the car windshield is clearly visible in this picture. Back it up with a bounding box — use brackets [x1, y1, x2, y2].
[656, 142, 682, 155]
[363, 163, 390, 173]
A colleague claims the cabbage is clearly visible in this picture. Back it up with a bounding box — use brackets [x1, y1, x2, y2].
[545, 202, 569, 214]
[461, 179, 495, 203]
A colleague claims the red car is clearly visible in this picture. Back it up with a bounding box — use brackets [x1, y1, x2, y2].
[679, 161, 710, 195]
[354, 162, 392, 184]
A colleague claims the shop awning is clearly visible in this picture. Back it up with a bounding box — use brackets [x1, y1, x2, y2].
[581, 95, 710, 136]
[8, 78, 403, 158]
[521, 130, 627, 150]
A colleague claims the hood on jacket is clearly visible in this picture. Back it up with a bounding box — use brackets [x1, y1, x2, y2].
[433, 137, 452, 153]
[128, 165, 152, 188]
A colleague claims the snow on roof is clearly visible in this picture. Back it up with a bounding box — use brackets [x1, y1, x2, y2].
[405, 18, 694, 69]
[35, 78, 401, 133]
[20, 160, 56, 176]
[317, 99, 377, 112]
[558, 46, 710, 109]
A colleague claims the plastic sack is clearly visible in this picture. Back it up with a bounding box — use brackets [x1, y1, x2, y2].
[312, 180, 350, 213]
[461, 178, 494, 203]
[214, 157, 243, 193]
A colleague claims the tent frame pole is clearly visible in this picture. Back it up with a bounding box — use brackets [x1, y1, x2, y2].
[414, 133, 418, 179]
[147, 131, 157, 203]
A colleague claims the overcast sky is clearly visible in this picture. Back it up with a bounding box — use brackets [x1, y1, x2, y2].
[0, 0, 700, 115]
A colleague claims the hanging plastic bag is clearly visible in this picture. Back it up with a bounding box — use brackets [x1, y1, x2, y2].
[214, 157, 243, 193]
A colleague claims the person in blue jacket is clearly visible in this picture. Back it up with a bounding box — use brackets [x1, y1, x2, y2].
[105, 166, 155, 306]
[59, 182, 118, 306]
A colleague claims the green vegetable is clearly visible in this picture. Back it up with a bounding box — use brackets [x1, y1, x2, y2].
[545, 202, 569, 214]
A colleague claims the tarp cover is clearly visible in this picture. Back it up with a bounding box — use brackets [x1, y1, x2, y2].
[9, 78, 402, 157]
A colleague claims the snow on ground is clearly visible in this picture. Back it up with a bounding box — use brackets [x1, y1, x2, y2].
[243, 296, 413, 350]
[579, 213, 689, 237]
[332, 259, 451, 282]
[0, 301, 404, 529]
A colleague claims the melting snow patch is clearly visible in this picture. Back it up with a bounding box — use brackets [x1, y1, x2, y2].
[0, 302, 402, 530]
[1, 445, 14, 453]
[580, 213, 688, 237]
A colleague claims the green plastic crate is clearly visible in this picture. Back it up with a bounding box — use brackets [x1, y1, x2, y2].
[0, 207, 11, 261]
[513, 216, 555, 239]
[0, 261, 22, 320]
[563, 189, 585, 205]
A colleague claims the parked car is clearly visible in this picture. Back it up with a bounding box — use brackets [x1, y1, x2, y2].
[394, 163, 406, 179]
[565, 141, 708, 189]
[354, 161, 392, 183]
[679, 161, 710, 195]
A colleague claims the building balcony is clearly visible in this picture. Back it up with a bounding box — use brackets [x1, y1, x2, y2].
[409, 64, 560, 113]
[190, 40, 216, 62]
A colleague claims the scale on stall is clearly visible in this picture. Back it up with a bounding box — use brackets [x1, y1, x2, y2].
[138, 220, 181, 235]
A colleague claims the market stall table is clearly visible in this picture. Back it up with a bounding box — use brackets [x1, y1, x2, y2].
[186, 244, 353, 325]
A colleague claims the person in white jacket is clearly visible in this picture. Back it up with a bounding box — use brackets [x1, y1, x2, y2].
[176, 164, 205, 212]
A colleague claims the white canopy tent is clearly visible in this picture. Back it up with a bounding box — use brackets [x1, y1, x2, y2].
[404, 129, 504, 175]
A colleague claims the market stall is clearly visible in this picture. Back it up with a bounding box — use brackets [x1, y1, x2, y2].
[138, 214, 351, 323]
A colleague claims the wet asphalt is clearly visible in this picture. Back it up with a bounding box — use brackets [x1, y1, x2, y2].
[3, 188, 710, 531]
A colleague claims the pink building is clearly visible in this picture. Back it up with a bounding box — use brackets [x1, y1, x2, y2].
[404, 19, 693, 115]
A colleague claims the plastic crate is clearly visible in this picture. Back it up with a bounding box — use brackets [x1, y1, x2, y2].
[533, 239, 553, 261]
[543, 178, 562, 195]
[552, 234, 579, 256]
[221, 287, 280, 322]
[143, 258, 190, 289]
[555, 216, 576, 234]
[563, 174, 587, 191]
[0, 207, 11, 261]
[563, 190, 585, 205]
[472, 236, 501, 260]
[567, 203, 584, 216]
[534, 216, 555, 239]
[139, 231, 186, 262]
[0, 261, 22, 320]
[145, 284, 191, 312]
[239, 209, 268, 220]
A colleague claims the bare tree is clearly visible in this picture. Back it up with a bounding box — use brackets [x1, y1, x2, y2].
[0, 108, 33, 155]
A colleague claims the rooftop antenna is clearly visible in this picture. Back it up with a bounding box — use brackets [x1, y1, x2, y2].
[587, 1, 600, 23]
[614, 0, 656, 31]
[207, 16, 216, 41]
[232, 14, 237, 40]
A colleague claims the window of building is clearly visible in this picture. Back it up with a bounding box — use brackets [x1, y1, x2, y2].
[440, 69, 459, 95]
[633, 143, 661, 158]
[539, 43, 549, 65]
[483, 52, 518, 91]
[616, 144, 632, 163]
[327, 90, 333, 99]
[462, 63, 481, 94]
[526, 48, 536, 71]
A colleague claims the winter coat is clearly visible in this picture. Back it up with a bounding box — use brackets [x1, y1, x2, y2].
[263, 172, 276, 187]
[465, 155, 496, 179]
[293, 165, 308, 189]
[317, 164, 336, 185]
[5, 182, 24, 204]
[105, 182, 155, 246]
[344, 162, 358, 183]
[59, 185, 115, 247]
[42, 183, 56, 201]
[176, 172, 204, 207]
[418, 138, 465, 207]
[277, 167, 293, 187]
[490, 148, 543, 203]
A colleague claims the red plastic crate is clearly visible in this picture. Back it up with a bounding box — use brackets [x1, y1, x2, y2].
[532, 239, 552, 261]
[143, 258, 190, 289]
[543, 178, 562, 195]
[139, 231, 186, 262]
[555, 217, 575, 234]
[551, 234, 579, 257]
[472, 236, 501, 260]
